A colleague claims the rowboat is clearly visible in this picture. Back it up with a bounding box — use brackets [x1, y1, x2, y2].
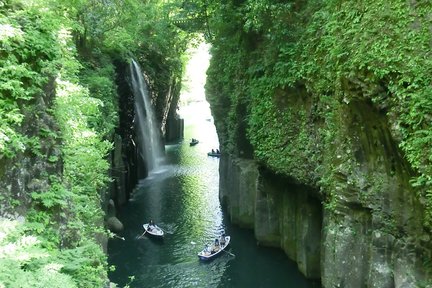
[207, 152, 221, 157]
[190, 139, 199, 146]
[143, 223, 164, 238]
[198, 236, 231, 260]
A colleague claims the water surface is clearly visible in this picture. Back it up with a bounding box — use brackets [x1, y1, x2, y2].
[108, 105, 318, 288]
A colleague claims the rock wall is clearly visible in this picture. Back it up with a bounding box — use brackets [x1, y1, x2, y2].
[110, 58, 183, 213]
[158, 78, 184, 143]
[206, 1, 432, 286]
[165, 115, 184, 143]
[0, 78, 62, 218]
[318, 99, 428, 287]
[220, 155, 322, 279]
[220, 156, 257, 228]
[216, 99, 431, 286]
[216, 97, 431, 286]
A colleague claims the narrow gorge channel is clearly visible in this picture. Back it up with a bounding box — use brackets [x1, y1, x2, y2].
[2, 2, 431, 287]
[108, 49, 319, 287]
[108, 107, 318, 287]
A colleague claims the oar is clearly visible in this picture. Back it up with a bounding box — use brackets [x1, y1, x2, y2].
[137, 230, 147, 239]
[113, 234, 125, 241]
[223, 250, 235, 257]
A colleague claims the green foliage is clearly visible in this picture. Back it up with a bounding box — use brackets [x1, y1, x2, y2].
[57, 241, 107, 288]
[242, 1, 293, 35]
[204, 0, 432, 230]
[1, 1, 114, 286]
[49, 23, 111, 266]
[0, 218, 77, 288]
[80, 59, 118, 138]
[0, 0, 206, 287]
[31, 179, 69, 209]
[298, 0, 432, 227]
[59, 0, 195, 110]
[0, 6, 61, 158]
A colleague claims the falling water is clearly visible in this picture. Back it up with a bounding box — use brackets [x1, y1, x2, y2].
[130, 59, 164, 173]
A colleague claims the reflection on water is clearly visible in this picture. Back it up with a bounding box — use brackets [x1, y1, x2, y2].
[108, 104, 318, 288]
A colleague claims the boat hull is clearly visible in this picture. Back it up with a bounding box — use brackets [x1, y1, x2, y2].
[143, 223, 164, 238]
[207, 152, 221, 158]
[198, 236, 231, 261]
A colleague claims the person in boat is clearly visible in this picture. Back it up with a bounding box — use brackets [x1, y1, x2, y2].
[148, 220, 154, 231]
[204, 244, 211, 255]
[211, 149, 215, 153]
[220, 234, 226, 246]
[216, 149, 220, 154]
[213, 238, 220, 252]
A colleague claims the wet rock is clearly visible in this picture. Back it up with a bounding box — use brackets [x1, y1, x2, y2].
[106, 216, 124, 233]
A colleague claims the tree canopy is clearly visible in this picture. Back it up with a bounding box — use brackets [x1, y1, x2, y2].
[0, 0, 201, 286]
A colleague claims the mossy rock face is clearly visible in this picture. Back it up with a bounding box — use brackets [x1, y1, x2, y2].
[321, 208, 374, 286]
[0, 160, 6, 182]
[207, 0, 432, 284]
[214, 86, 431, 284]
[0, 77, 62, 218]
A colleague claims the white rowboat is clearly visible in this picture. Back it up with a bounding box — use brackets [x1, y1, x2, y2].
[198, 236, 231, 260]
[143, 223, 164, 238]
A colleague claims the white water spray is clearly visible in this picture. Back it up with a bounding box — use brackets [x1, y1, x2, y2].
[130, 59, 164, 173]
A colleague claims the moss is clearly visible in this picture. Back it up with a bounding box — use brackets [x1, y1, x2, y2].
[206, 0, 432, 227]
[207, 0, 431, 282]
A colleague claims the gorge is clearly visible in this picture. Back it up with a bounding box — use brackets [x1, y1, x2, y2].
[0, 0, 431, 287]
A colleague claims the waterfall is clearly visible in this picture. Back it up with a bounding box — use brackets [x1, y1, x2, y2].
[130, 59, 164, 173]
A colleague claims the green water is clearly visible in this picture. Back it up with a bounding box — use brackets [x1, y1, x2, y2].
[108, 106, 319, 288]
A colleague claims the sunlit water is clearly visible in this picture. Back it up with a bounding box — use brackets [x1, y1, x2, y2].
[108, 102, 318, 288]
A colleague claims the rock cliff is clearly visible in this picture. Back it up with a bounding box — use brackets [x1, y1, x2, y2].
[109, 59, 184, 210]
[206, 0, 432, 286]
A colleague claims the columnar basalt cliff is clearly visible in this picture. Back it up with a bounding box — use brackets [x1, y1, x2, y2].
[205, 0, 432, 286]
[219, 157, 322, 279]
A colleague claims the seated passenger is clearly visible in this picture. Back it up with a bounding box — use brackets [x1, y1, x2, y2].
[220, 235, 226, 246]
[205, 244, 211, 255]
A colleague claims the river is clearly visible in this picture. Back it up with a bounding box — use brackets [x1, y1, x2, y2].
[108, 101, 318, 288]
